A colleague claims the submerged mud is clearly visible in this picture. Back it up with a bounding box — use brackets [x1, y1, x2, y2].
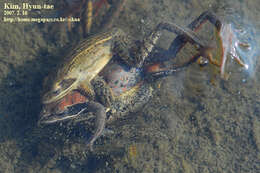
[0, 0, 260, 172]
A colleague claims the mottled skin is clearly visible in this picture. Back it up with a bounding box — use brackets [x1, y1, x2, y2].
[39, 11, 222, 151]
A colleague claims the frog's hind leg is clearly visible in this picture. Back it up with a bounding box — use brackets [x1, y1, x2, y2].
[112, 15, 217, 68]
[147, 11, 223, 79]
[79, 76, 115, 151]
[131, 18, 219, 68]
[170, 11, 222, 56]
[189, 11, 221, 32]
[145, 53, 201, 80]
[147, 11, 222, 64]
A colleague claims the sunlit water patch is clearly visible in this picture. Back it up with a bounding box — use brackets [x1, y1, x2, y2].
[220, 14, 259, 79]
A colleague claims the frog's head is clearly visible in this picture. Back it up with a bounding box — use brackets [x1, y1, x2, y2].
[42, 76, 78, 104]
[39, 75, 83, 125]
[39, 90, 88, 125]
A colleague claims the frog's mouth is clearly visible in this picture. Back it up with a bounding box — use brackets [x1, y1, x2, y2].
[39, 90, 88, 124]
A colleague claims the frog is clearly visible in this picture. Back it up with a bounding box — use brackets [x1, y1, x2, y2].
[39, 11, 223, 151]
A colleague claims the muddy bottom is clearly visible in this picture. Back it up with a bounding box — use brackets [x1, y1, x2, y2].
[0, 0, 260, 172]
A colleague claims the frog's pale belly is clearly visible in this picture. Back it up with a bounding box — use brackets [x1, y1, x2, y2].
[99, 62, 153, 122]
[101, 63, 143, 96]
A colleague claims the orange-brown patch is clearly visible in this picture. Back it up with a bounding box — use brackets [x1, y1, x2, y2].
[58, 91, 87, 111]
[93, 0, 109, 17]
[128, 144, 137, 158]
[145, 63, 164, 73]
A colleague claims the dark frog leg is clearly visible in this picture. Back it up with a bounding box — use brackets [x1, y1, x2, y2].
[112, 18, 215, 69]
[132, 21, 215, 68]
[170, 11, 222, 56]
[85, 76, 115, 151]
[144, 57, 200, 81]
[148, 11, 223, 78]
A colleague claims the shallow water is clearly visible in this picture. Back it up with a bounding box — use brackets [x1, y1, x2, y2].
[0, 0, 260, 172]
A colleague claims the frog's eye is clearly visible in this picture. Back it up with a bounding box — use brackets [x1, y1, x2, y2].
[43, 78, 77, 103]
[53, 78, 76, 95]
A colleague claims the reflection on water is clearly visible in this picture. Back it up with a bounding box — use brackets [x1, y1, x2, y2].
[220, 13, 259, 79]
[232, 22, 259, 77]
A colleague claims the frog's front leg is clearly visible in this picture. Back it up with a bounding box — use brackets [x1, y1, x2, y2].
[84, 101, 106, 152]
[77, 77, 113, 151]
[83, 76, 115, 151]
[91, 76, 115, 108]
